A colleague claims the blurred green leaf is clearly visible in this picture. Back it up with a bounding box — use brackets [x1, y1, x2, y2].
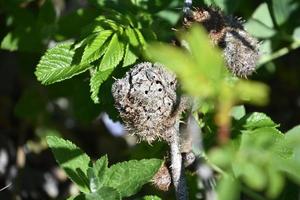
[230, 105, 246, 120]
[266, 168, 284, 198]
[244, 3, 276, 38]
[253, 3, 274, 28]
[217, 174, 239, 200]
[245, 19, 276, 38]
[271, 0, 299, 26]
[293, 27, 300, 42]
[67, 194, 85, 200]
[239, 162, 267, 190]
[47, 136, 91, 193]
[147, 25, 225, 97]
[234, 80, 269, 106]
[35, 42, 92, 85]
[105, 159, 162, 197]
[204, 0, 239, 13]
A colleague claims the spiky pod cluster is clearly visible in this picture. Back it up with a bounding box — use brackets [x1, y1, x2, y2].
[184, 6, 260, 77]
[112, 62, 184, 143]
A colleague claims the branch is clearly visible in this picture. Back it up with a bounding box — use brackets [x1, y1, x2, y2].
[169, 126, 188, 200]
[182, 113, 217, 200]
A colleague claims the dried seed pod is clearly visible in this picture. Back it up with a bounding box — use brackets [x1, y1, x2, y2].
[152, 162, 172, 191]
[184, 6, 260, 77]
[112, 62, 182, 143]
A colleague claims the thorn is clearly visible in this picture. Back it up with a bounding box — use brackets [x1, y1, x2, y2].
[0, 182, 12, 192]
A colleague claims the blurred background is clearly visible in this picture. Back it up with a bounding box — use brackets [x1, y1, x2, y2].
[0, 0, 299, 199]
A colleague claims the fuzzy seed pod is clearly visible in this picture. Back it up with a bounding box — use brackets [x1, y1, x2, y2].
[112, 62, 183, 143]
[184, 6, 260, 77]
[152, 163, 172, 191]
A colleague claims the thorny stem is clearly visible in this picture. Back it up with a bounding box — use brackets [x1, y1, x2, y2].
[170, 125, 188, 200]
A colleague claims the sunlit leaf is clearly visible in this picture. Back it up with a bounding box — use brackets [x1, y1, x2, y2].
[81, 30, 113, 64]
[47, 136, 90, 193]
[105, 159, 162, 197]
[90, 69, 114, 103]
[99, 33, 124, 71]
[35, 42, 92, 85]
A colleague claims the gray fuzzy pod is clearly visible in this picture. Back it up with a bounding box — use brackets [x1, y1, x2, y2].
[184, 6, 260, 77]
[223, 29, 260, 77]
[112, 62, 182, 143]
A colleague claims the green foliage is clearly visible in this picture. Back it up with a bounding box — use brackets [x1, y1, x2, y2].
[2, 0, 300, 199]
[34, 8, 148, 103]
[47, 136, 91, 193]
[46, 136, 162, 199]
[142, 196, 162, 200]
[35, 42, 92, 85]
[209, 112, 300, 199]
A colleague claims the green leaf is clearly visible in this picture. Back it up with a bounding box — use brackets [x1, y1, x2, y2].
[244, 19, 276, 38]
[252, 3, 274, 28]
[285, 125, 300, 148]
[231, 105, 246, 120]
[93, 155, 109, 188]
[123, 44, 138, 67]
[133, 28, 146, 47]
[142, 195, 162, 200]
[245, 3, 276, 38]
[87, 167, 100, 193]
[235, 80, 269, 106]
[241, 112, 277, 130]
[99, 33, 124, 71]
[239, 162, 267, 190]
[286, 125, 300, 137]
[46, 136, 90, 193]
[81, 30, 113, 64]
[85, 187, 121, 200]
[67, 194, 86, 200]
[266, 168, 284, 198]
[242, 127, 292, 159]
[293, 27, 300, 42]
[35, 42, 92, 85]
[90, 69, 114, 103]
[271, 0, 299, 26]
[105, 159, 162, 197]
[125, 28, 140, 47]
[217, 175, 239, 200]
[1, 32, 19, 51]
[204, 0, 239, 13]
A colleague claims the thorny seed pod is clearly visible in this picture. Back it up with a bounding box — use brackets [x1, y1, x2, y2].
[184, 6, 260, 77]
[152, 162, 172, 191]
[112, 62, 185, 143]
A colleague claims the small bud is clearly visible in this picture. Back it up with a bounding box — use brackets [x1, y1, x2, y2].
[152, 163, 172, 191]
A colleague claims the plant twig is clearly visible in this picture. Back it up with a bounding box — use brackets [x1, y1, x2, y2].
[0, 182, 12, 192]
[182, 113, 217, 200]
[258, 41, 300, 67]
[170, 126, 188, 200]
